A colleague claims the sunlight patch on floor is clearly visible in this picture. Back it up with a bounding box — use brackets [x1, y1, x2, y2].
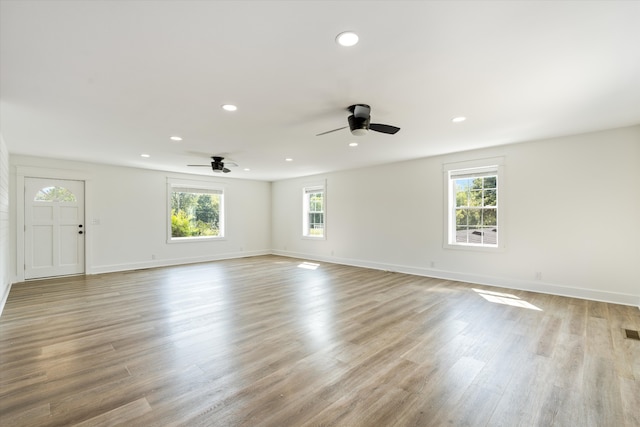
[298, 262, 320, 270]
[472, 288, 542, 311]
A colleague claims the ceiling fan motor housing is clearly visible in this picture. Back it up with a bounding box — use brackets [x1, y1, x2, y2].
[211, 160, 225, 172]
[348, 114, 369, 136]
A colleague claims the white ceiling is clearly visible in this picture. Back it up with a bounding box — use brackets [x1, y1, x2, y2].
[2, 1, 639, 181]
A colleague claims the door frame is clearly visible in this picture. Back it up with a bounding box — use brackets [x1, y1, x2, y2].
[16, 166, 93, 282]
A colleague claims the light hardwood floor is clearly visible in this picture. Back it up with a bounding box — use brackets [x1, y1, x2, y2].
[1, 255, 639, 426]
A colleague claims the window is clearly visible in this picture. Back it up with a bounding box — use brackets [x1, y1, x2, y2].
[303, 184, 325, 238]
[445, 159, 503, 249]
[34, 186, 76, 202]
[168, 184, 224, 241]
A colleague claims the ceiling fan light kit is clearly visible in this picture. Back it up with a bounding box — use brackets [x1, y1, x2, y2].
[210, 156, 231, 173]
[317, 104, 400, 137]
[348, 114, 369, 136]
[187, 156, 235, 173]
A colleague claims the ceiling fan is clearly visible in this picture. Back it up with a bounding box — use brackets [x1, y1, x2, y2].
[187, 156, 237, 173]
[317, 104, 400, 136]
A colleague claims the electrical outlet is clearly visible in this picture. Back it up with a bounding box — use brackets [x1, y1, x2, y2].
[535, 271, 542, 280]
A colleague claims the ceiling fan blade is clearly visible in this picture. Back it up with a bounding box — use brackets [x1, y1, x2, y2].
[353, 104, 370, 119]
[369, 123, 400, 134]
[316, 126, 348, 136]
[187, 164, 213, 167]
[223, 168, 231, 173]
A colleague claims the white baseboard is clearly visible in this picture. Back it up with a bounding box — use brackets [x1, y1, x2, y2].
[6, 250, 638, 313]
[271, 250, 640, 309]
[87, 250, 270, 275]
[0, 281, 12, 318]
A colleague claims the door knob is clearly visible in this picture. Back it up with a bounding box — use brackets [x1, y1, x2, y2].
[79, 230, 84, 235]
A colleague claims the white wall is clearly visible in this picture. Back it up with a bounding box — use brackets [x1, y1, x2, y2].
[0, 134, 10, 312]
[272, 125, 640, 307]
[9, 156, 271, 280]
[5, 126, 639, 310]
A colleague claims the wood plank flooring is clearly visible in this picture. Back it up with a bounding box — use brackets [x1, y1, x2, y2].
[1, 255, 639, 426]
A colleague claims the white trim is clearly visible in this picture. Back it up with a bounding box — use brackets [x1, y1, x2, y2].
[443, 157, 505, 252]
[304, 186, 324, 194]
[166, 176, 226, 189]
[302, 180, 326, 240]
[166, 177, 225, 243]
[270, 249, 640, 308]
[16, 166, 93, 283]
[442, 156, 505, 172]
[89, 249, 269, 274]
[0, 282, 11, 317]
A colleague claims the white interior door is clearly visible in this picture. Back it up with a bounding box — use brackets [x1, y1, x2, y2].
[24, 178, 85, 279]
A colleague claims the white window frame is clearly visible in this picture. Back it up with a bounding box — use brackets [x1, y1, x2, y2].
[167, 178, 225, 243]
[302, 182, 326, 239]
[443, 157, 504, 251]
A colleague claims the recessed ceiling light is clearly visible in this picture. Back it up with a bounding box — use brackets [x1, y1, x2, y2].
[140, 154, 150, 158]
[452, 116, 467, 123]
[222, 104, 238, 112]
[349, 142, 358, 147]
[336, 31, 359, 47]
[285, 158, 293, 162]
[244, 168, 251, 172]
[170, 136, 182, 141]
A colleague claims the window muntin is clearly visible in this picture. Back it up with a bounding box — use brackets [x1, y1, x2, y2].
[454, 174, 497, 245]
[303, 185, 325, 238]
[446, 163, 501, 249]
[34, 186, 77, 202]
[169, 186, 224, 240]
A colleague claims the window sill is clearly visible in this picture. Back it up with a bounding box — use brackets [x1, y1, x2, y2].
[168, 236, 225, 244]
[302, 235, 326, 241]
[443, 242, 505, 253]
